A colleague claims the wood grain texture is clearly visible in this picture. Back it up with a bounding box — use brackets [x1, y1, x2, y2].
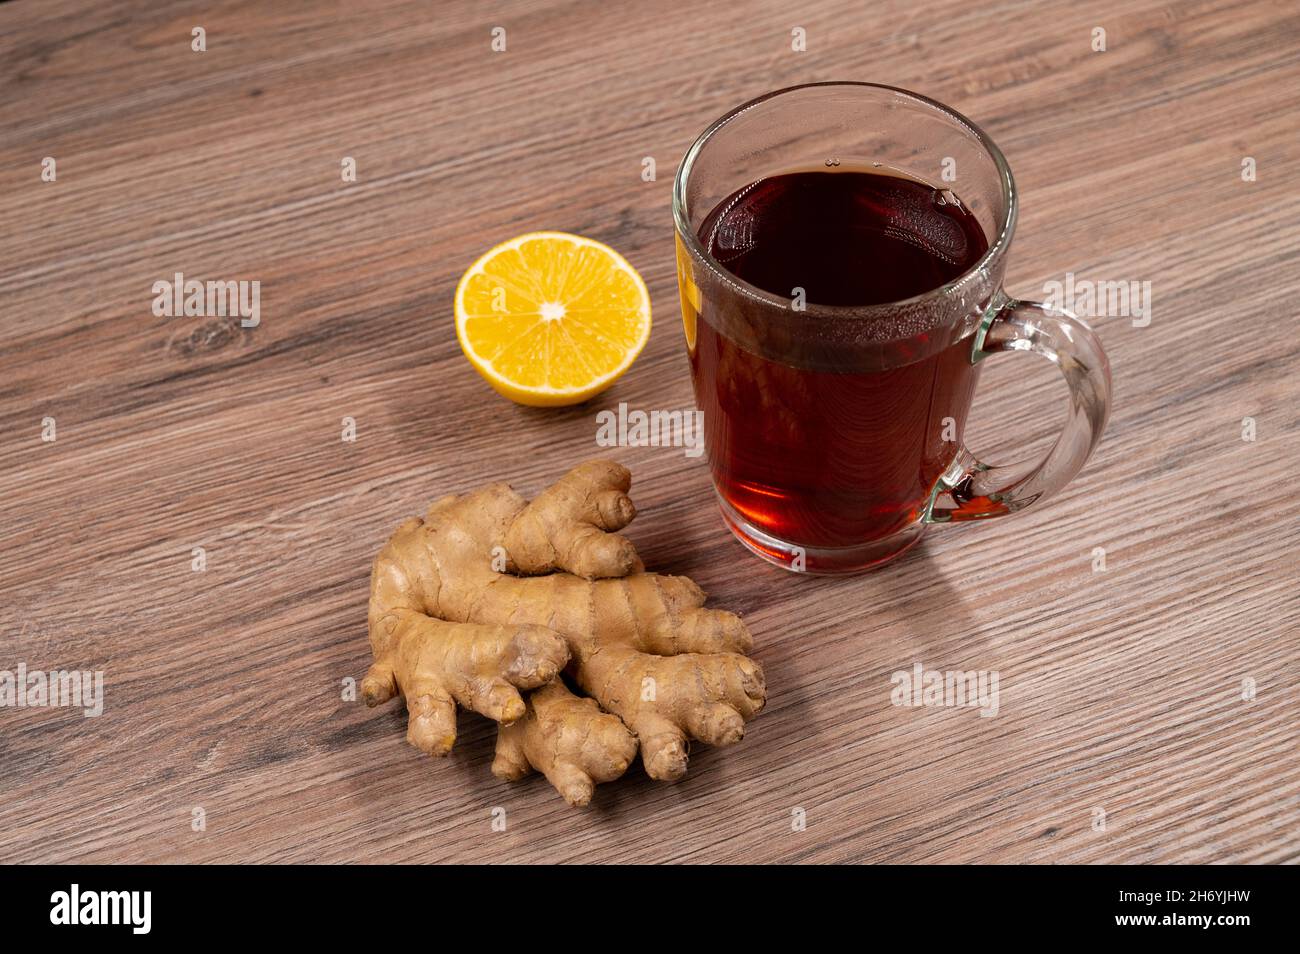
[1, 0, 1296, 864]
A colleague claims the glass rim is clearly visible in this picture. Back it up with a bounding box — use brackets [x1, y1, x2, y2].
[672, 81, 1018, 318]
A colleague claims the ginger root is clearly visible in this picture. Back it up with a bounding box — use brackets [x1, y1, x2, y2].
[363, 460, 765, 805]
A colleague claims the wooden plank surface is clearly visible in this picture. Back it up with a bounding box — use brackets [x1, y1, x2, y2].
[1, 0, 1296, 864]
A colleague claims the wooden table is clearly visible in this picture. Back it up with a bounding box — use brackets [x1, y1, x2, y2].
[2, 0, 1296, 864]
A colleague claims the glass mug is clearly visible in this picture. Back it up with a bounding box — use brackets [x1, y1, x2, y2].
[673, 82, 1112, 574]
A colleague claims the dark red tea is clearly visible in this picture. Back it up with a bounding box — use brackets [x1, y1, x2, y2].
[689, 168, 990, 549]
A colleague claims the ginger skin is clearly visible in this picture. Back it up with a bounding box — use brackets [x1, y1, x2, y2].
[492, 682, 638, 806]
[363, 460, 765, 805]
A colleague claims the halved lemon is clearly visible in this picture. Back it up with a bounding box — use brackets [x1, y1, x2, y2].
[454, 231, 652, 406]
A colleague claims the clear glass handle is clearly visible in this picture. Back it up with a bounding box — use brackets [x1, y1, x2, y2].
[927, 294, 1112, 522]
